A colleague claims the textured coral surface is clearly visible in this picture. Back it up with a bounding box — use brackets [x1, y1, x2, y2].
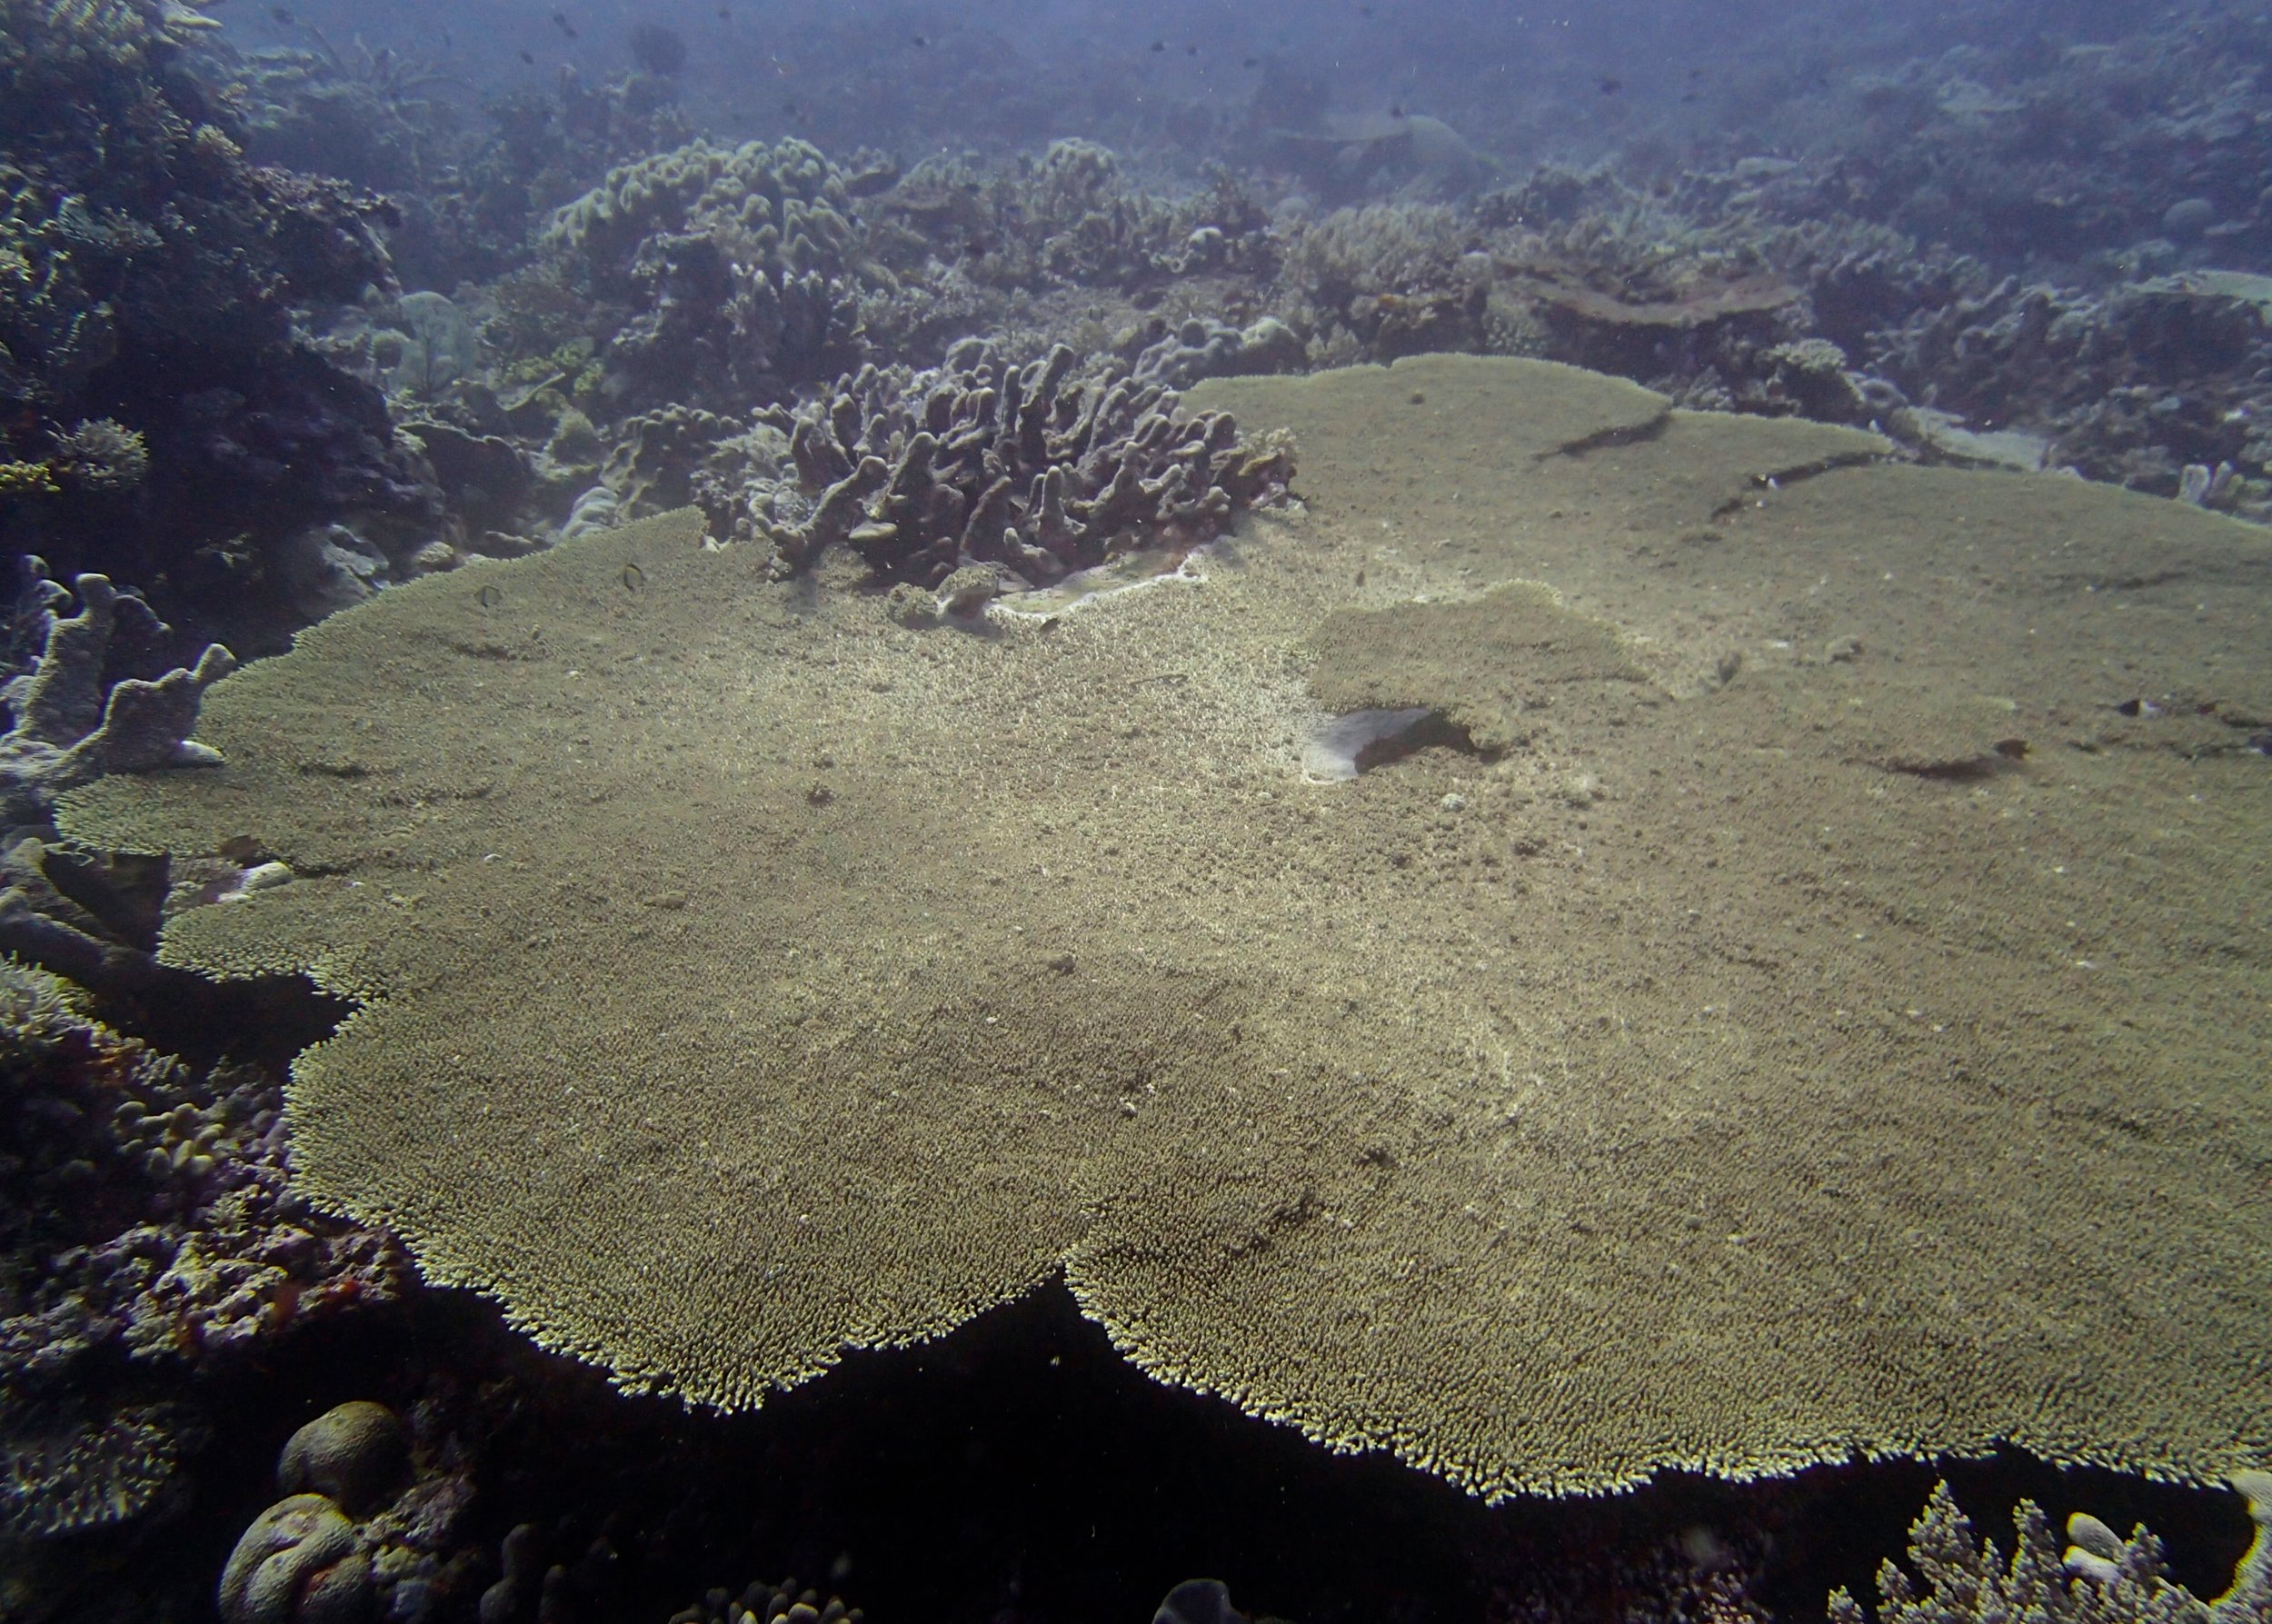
[57, 358, 2272, 1502]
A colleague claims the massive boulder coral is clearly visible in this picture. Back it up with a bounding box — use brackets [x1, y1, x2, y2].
[217, 1399, 473, 1624]
[55, 357, 2272, 1500]
[740, 340, 1294, 586]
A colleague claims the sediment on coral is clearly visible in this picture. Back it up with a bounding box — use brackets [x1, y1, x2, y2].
[54, 362, 2272, 1504]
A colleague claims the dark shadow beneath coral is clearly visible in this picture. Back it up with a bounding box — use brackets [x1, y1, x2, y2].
[87, 970, 354, 1076]
[163, 1271, 2265, 1624]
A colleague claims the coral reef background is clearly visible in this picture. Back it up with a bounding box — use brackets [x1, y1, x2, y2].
[5, 0, 2272, 1619]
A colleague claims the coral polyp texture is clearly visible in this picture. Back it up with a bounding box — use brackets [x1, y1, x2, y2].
[55, 357, 2272, 1499]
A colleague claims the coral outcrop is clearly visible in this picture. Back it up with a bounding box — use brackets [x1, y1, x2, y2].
[543, 138, 865, 412]
[0, 568, 234, 827]
[743, 340, 1294, 586]
[0, 961, 407, 1554]
[0, 0, 437, 649]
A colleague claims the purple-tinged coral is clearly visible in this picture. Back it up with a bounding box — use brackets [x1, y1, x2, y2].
[746, 340, 1293, 587]
[1, 960, 410, 1543]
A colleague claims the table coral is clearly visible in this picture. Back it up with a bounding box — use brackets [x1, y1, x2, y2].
[54, 357, 2272, 1501]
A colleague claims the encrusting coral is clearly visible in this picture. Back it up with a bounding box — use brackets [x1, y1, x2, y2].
[0, 959, 408, 1554]
[54, 357, 2272, 1501]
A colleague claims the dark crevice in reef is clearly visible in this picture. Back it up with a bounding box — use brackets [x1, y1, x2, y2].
[89, 969, 353, 1074]
[1709, 451, 1888, 522]
[185, 1274, 2263, 1624]
[1350, 710, 1489, 773]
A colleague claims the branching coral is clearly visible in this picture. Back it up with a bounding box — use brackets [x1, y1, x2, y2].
[1829, 1475, 2272, 1624]
[0, 568, 234, 826]
[742, 340, 1293, 586]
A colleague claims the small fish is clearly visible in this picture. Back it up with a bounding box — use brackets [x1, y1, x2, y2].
[1242, 55, 1258, 67]
[717, 5, 728, 16]
[1388, 102, 1403, 117]
[520, 48, 535, 63]
[1185, 43, 1197, 55]
[268, 4, 293, 21]
[1598, 75, 1623, 95]
[911, 33, 927, 46]
[1359, 5, 1374, 15]
[1150, 39, 1165, 52]
[552, 11, 577, 38]
[782, 99, 800, 115]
